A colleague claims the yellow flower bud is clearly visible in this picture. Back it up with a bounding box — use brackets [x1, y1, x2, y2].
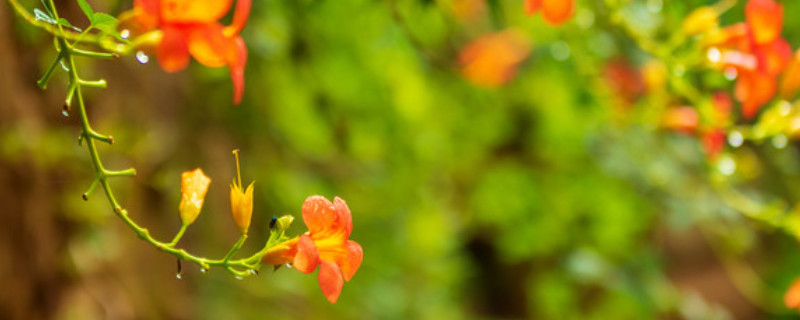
[179, 168, 211, 225]
[230, 149, 254, 234]
[682, 7, 718, 36]
[230, 180, 254, 234]
[275, 215, 294, 232]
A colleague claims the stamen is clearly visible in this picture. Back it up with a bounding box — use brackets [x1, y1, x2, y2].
[232, 149, 241, 187]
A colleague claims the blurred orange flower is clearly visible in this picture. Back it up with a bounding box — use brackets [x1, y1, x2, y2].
[459, 29, 531, 88]
[661, 107, 699, 134]
[780, 51, 800, 100]
[263, 196, 363, 303]
[709, 0, 788, 119]
[785, 276, 800, 312]
[745, 0, 782, 45]
[524, 0, 574, 26]
[604, 59, 645, 108]
[702, 129, 726, 160]
[132, 0, 251, 104]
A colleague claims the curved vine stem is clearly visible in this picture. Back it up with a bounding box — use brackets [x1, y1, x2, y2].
[7, 0, 161, 56]
[8, 0, 289, 278]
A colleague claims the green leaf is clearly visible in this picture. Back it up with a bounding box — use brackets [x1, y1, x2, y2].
[76, 0, 94, 21]
[33, 8, 56, 24]
[91, 13, 118, 33]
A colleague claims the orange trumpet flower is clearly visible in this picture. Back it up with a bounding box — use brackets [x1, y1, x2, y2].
[132, 0, 251, 104]
[263, 196, 363, 303]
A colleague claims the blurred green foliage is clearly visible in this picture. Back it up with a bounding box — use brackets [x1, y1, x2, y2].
[7, 0, 800, 319]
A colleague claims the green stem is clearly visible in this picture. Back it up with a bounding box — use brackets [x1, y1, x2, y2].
[6, 0, 136, 55]
[169, 224, 188, 247]
[7, 0, 85, 41]
[37, 51, 64, 89]
[71, 47, 118, 59]
[23, 0, 279, 278]
[224, 235, 248, 263]
[79, 79, 107, 89]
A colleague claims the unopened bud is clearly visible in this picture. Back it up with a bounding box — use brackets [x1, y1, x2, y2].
[275, 215, 294, 232]
[179, 168, 211, 225]
[230, 181, 254, 234]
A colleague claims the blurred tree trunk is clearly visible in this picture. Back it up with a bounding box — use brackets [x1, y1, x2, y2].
[0, 3, 72, 319]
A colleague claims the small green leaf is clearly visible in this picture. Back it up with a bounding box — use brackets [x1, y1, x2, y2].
[76, 0, 94, 21]
[33, 8, 56, 24]
[91, 13, 118, 33]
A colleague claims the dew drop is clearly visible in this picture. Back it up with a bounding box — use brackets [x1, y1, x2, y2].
[61, 110, 69, 117]
[120, 29, 130, 39]
[285, 263, 292, 269]
[728, 131, 743, 148]
[200, 268, 207, 274]
[772, 134, 788, 149]
[248, 270, 257, 275]
[60, 61, 70, 72]
[176, 273, 183, 280]
[136, 51, 149, 64]
[717, 156, 736, 176]
[235, 276, 243, 280]
[706, 48, 721, 64]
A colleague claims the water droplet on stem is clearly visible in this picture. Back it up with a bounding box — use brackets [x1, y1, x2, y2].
[136, 51, 149, 64]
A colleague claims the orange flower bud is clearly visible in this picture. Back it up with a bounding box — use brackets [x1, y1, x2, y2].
[179, 168, 211, 225]
[230, 181, 254, 233]
[230, 150, 254, 234]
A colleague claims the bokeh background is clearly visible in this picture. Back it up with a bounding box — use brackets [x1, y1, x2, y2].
[4, 0, 800, 319]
